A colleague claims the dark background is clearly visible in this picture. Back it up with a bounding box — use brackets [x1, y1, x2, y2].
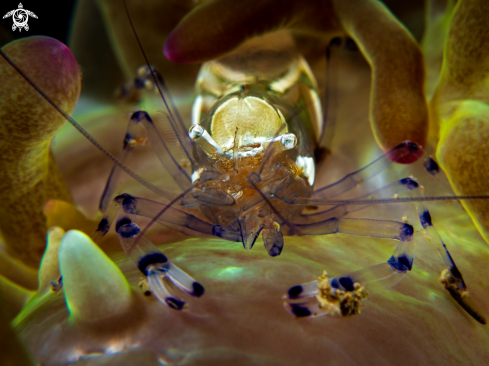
[0, 0, 426, 48]
[0, 0, 78, 46]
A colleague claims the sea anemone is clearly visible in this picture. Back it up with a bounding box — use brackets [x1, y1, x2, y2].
[1, 1, 488, 365]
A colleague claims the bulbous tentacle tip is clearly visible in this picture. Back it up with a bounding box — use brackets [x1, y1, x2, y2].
[164, 27, 209, 64]
[373, 106, 428, 165]
[59, 230, 134, 323]
[385, 141, 425, 164]
[163, 37, 176, 62]
[389, 149, 425, 164]
[0, 36, 81, 130]
[163, 31, 189, 63]
[0, 37, 80, 267]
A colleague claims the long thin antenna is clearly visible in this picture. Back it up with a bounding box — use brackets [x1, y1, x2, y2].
[294, 195, 489, 206]
[123, 0, 196, 169]
[0, 49, 177, 201]
[318, 37, 340, 148]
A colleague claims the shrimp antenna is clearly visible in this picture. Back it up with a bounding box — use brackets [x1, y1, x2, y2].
[291, 195, 489, 206]
[123, 0, 197, 170]
[0, 49, 176, 201]
[318, 37, 340, 149]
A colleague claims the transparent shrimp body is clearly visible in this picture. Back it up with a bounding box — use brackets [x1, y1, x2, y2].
[188, 32, 322, 255]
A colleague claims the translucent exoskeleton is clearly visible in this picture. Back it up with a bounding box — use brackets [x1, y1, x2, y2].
[89, 29, 487, 323]
[1, 13, 487, 325]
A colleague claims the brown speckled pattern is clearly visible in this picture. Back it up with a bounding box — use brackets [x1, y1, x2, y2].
[0, 37, 81, 267]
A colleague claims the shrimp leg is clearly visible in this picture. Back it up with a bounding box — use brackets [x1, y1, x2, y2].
[91, 194, 206, 309]
[99, 109, 191, 212]
[113, 196, 204, 309]
[284, 234, 413, 318]
[93, 193, 241, 243]
[287, 178, 487, 323]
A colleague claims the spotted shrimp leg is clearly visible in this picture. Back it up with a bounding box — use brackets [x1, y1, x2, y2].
[295, 176, 414, 224]
[400, 177, 486, 324]
[92, 195, 208, 309]
[123, 0, 196, 171]
[129, 110, 192, 190]
[311, 178, 486, 322]
[299, 141, 424, 223]
[99, 110, 191, 212]
[92, 193, 241, 243]
[296, 174, 448, 224]
[284, 225, 414, 318]
[114, 196, 204, 310]
[286, 178, 487, 323]
[423, 156, 462, 200]
[312, 141, 422, 199]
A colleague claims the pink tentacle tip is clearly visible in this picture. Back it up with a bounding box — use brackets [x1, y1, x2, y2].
[42, 38, 79, 79]
[164, 33, 193, 64]
[15, 36, 80, 88]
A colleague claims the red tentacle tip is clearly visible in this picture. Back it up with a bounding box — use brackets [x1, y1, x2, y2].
[386, 141, 425, 165]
